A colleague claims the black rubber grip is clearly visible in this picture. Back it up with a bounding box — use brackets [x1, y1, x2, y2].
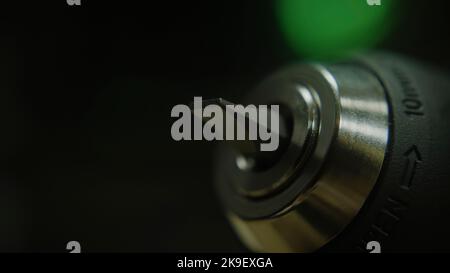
[321, 53, 450, 252]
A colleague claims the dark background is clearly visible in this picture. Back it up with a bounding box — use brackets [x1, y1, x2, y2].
[0, 0, 449, 252]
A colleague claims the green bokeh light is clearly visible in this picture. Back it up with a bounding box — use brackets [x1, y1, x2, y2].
[277, 0, 397, 60]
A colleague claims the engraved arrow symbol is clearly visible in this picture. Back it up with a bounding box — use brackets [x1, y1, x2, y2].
[401, 145, 422, 190]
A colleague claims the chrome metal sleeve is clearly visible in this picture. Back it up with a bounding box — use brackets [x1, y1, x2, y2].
[214, 63, 389, 252]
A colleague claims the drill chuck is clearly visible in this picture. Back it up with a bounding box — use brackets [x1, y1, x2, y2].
[213, 53, 450, 252]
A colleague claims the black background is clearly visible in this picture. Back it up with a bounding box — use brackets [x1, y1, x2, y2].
[0, 0, 449, 252]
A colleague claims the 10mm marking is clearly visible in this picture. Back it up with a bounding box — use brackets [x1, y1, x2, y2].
[392, 67, 425, 117]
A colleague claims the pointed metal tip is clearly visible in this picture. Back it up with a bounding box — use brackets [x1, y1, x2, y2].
[188, 97, 290, 168]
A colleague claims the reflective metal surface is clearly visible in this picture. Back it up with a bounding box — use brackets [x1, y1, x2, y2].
[214, 63, 389, 252]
